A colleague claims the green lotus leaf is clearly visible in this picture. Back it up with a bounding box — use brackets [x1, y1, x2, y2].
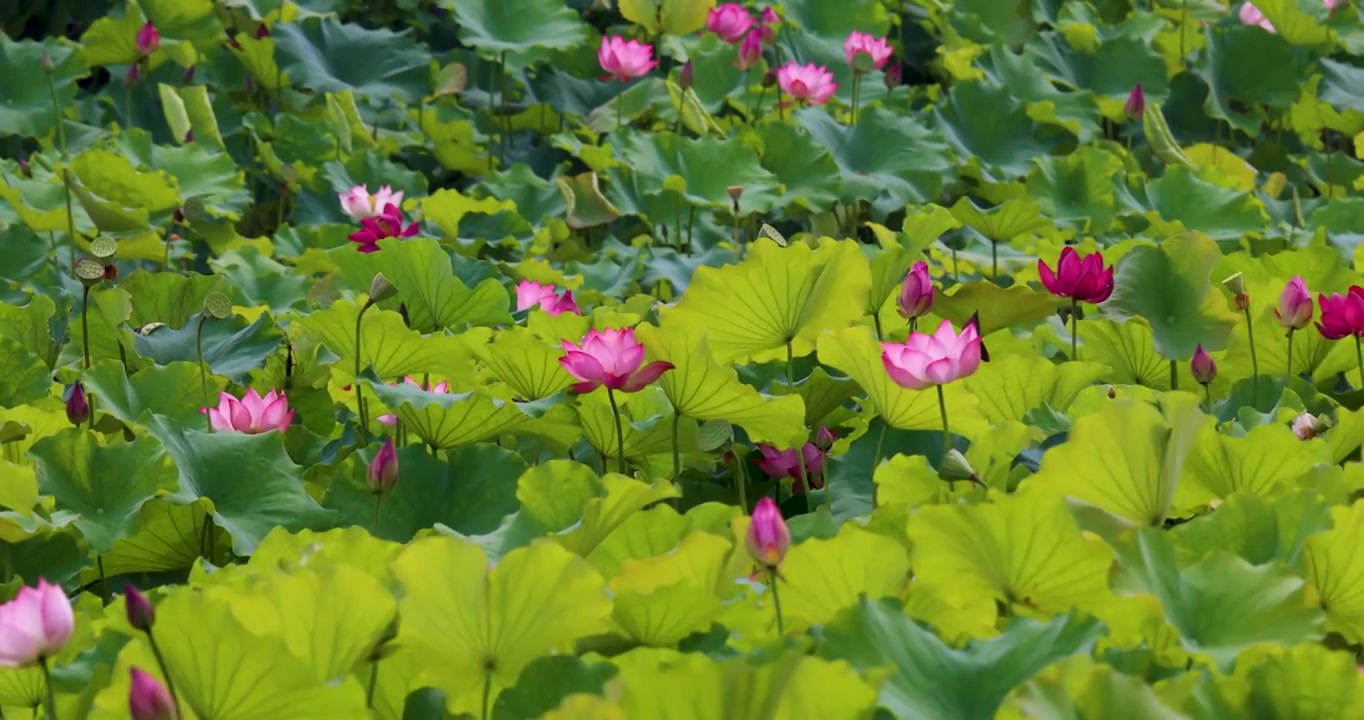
[0, 406, 70, 461]
[210, 248, 311, 312]
[950, 196, 1054, 243]
[0, 294, 55, 367]
[1111, 529, 1324, 669]
[71, 147, 181, 216]
[81, 360, 227, 427]
[484, 327, 574, 401]
[158, 83, 224, 149]
[301, 300, 485, 383]
[250, 526, 402, 586]
[132, 310, 283, 384]
[31, 428, 177, 553]
[1197, 643, 1364, 718]
[634, 323, 808, 449]
[934, 81, 1064, 182]
[329, 238, 511, 331]
[272, 18, 432, 104]
[1302, 500, 1364, 644]
[1183, 422, 1331, 503]
[88, 588, 369, 719]
[393, 536, 612, 715]
[1171, 490, 1331, 567]
[146, 416, 335, 556]
[444, 0, 590, 54]
[0, 336, 51, 408]
[556, 172, 622, 229]
[619, 0, 714, 34]
[978, 43, 1101, 143]
[0, 35, 88, 138]
[585, 501, 741, 579]
[611, 130, 782, 214]
[0, 460, 38, 516]
[524, 462, 679, 557]
[755, 121, 842, 215]
[0, 528, 86, 587]
[1079, 318, 1169, 388]
[87, 498, 224, 578]
[1193, 25, 1305, 134]
[1124, 167, 1267, 244]
[0, 169, 93, 234]
[326, 443, 526, 542]
[493, 656, 617, 720]
[797, 107, 956, 216]
[119, 270, 224, 329]
[609, 530, 731, 646]
[932, 281, 1060, 337]
[662, 238, 873, 364]
[1102, 234, 1240, 361]
[367, 381, 533, 450]
[774, 523, 909, 630]
[817, 597, 1104, 720]
[817, 326, 987, 434]
[999, 654, 1186, 720]
[1027, 146, 1125, 231]
[964, 355, 1107, 424]
[1321, 58, 1364, 114]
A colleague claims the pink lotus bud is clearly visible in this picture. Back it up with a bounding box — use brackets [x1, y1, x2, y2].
[367, 438, 399, 493]
[1316, 286, 1364, 340]
[1190, 345, 1216, 385]
[126, 63, 141, 85]
[255, 24, 270, 39]
[814, 425, 837, 451]
[1124, 84, 1145, 120]
[736, 29, 762, 71]
[896, 261, 934, 319]
[18, 157, 30, 176]
[136, 21, 160, 57]
[66, 382, 89, 425]
[40, 51, 54, 73]
[183, 65, 195, 84]
[759, 7, 780, 43]
[124, 583, 154, 632]
[1274, 276, 1313, 330]
[129, 668, 176, 720]
[745, 496, 790, 568]
[678, 60, 694, 90]
[1292, 413, 1317, 440]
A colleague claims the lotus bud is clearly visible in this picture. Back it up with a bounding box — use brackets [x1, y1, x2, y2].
[761, 69, 777, 88]
[183, 65, 195, 84]
[367, 438, 399, 493]
[66, 382, 89, 425]
[1292, 412, 1318, 440]
[255, 24, 270, 39]
[41, 51, 54, 74]
[884, 61, 902, 89]
[124, 583, 154, 632]
[1123, 84, 1145, 120]
[936, 449, 979, 484]
[814, 425, 836, 452]
[1223, 272, 1245, 296]
[368, 272, 398, 304]
[1190, 344, 1216, 385]
[126, 63, 141, 85]
[136, 21, 161, 57]
[1274, 276, 1312, 330]
[679, 60, 694, 90]
[744, 496, 790, 568]
[128, 668, 175, 720]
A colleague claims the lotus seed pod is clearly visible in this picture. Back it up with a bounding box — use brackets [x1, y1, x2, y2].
[90, 235, 117, 260]
[74, 257, 106, 285]
[203, 292, 233, 320]
[936, 449, 978, 483]
[368, 273, 398, 303]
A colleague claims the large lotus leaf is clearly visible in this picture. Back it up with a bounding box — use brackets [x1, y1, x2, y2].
[367, 381, 534, 450]
[133, 310, 284, 383]
[977, 43, 1101, 143]
[817, 597, 1104, 720]
[534, 466, 679, 557]
[1212, 643, 1364, 719]
[909, 491, 1114, 619]
[0, 336, 51, 408]
[1028, 396, 1209, 526]
[634, 323, 808, 448]
[31, 428, 177, 554]
[1080, 319, 1169, 388]
[796, 107, 955, 217]
[609, 531, 731, 646]
[964, 355, 1108, 424]
[484, 327, 574, 401]
[329, 238, 511, 331]
[1124, 167, 1267, 243]
[88, 589, 369, 719]
[934, 81, 1064, 182]
[0, 295, 55, 367]
[146, 416, 335, 556]
[1171, 490, 1332, 568]
[1193, 25, 1303, 132]
[586, 501, 741, 579]
[493, 656, 617, 720]
[1249, 0, 1335, 46]
[1027, 147, 1125, 231]
[1302, 500, 1364, 645]
[1183, 422, 1331, 503]
[611, 130, 782, 214]
[932, 282, 1059, 337]
[950, 197, 1054, 242]
[393, 536, 612, 715]
[773, 523, 909, 631]
[159, 83, 225, 149]
[619, 0, 714, 34]
[71, 148, 181, 215]
[325, 443, 526, 542]
[817, 326, 988, 434]
[611, 649, 878, 720]
[250, 527, 402, 587]
[81, 360, 227, 427]
[0, 35, 88, 138]
[211, 249, 311, 312]
[119, 270, 224, 330]
[0, 528, 86, 587]
[999, 655, 1186, 720]
[272, 18, 432, 103]
[0, 406, 69, 461]
[444, 0, 589, 53]
[1111, 529, 1324, 670]
[661, 238, 872, 364]
[0, 460, 38, 516]
[301, 300, 484, 383]
[0, 169, 95, 234]
[1321, 59, 1364, 114]
[755, 120, 842, 215]
[1025, 32, 1168, 108]
[92, 498, 224, 578]
[1102, 234, 1240, 361]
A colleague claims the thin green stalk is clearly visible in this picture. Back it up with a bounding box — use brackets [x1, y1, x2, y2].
[686, 206, 696, 249]
[671, 409, 681, 481]
[196, 315, 211, 431]
[354, 303, 373, 445]
[616, 93, 624, 131]
[785, 342, 814, 512]
[871, 421, 887, 509]
[850, 71, 861, 125]
[39, 656, 57, 720]
[1244, 307, 1259, 397]
[80, 286, 91, 370]
[499, 51, 510, 166]
[372, 492, 384, 534]
[1169, 360, 1178, 391]
[767, 569, 785, 634]
[734, 452, 750, 513]
[935, 385, 951, 457]
[146, 630, 181, 718]
[991, 241, 998, 279]
[873, 314, 884, 341]
[607, 388, 627, 475]
[481, 670, 493, 720]
[365, 662, 380, 709]
[1070, 298, 1079, 360]
[1203, 383, 1213, 414]
[1285, 329, 1295, 385]
[1355, 335, 1363, 389]
[96, 556, 109, 606]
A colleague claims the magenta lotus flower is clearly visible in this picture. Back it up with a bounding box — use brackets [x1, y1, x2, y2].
[1124, 84, 1145, 120]
[559, 327, 674, 393]
[706, 3, 755, 43]
[736, 29, 763, 71]
[843, 31, 893, 70]
[66, 382, 89, 425]
[1038, 247, 1114, 304]
[348, 203, 419, 253]
[136, 21, 160, 56]
[377, 376, 449, 425]
[1317, 286, 1364, 340]
[1274, 276, 1313, 330]
[598, 36, 657, 82]
[745, 496, 790, 568]
[777, 61, 837, 105]
[1191, 345, 1216, 385]
[338, 184, 403, 221]
[1239, 2, 1276, 32]
[0, 579, 73, 667]
[201, 388, 294, 434]
[515, 280, 579, 316]
[755, 429, 835, 493]
[129, 668, 176, 720]
[368, 438, 399, 493]
[882, 319, 982, 390]
[896, 261, 934, 320]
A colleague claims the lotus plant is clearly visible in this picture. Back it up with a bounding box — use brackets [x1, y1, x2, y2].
[896, 260, 935, 333]
[129, 668, 177, 720]
[882, 319, 983, 461]
[1224, 273, 1258, 394]
[776, 61, 836, 106]
[338, 184, 404, 221]
[736, 29, 762, 71]
[368, 437, 399, 532]
[515, 280, 579, 316]
[754, 426, 836, 501]
[135, 21, 159, 57]
[560, 328, 674, 474]
[1317, 285, 1364, 382]
[1191, 344, 1216, 410]
[201, 388, 294, 434]
[123, 585, 180, 716]
[377, 375, 449, 426]
[706, 3, 755, 43]
[843, 31, 892, 124]
[1039, 247, 1114, 360]
[745, 496, 790, 634]
[1275, 276, 1312, 382]
[598, 35, 657, 129]
[348, 202, 419, 253]
[0, 579, 73, 718]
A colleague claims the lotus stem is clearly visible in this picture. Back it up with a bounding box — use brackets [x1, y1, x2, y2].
[671, 408, 681, 482]
[1356, 336, 1363, 389]
[44, 64, 75, 266]
[1203, 383, 1213, 414]
[1244, 307, 1259, 397]
[96, 556, 109, 606]
[365, 662, 380, 709]
[373, 492, 384, 534]
[1285, 329, 1295, 385]
[850, 70, 861, 125]
[873, 314, 883, 341]
[767, 569, 785, 634]
[1071, 298, 1079, 361]
[606, 387, 627, 475]
[991, 241, 998, 278]
[355, 302, 373, 446]
[481, 669, 493, 720]
[1169, 360, 1178, 391]
[734, 451, 750, 513]
[146, 630, 181, 718]
[39, 656, 57, 720]
[196, 315, 211, 432]
[935, 384, 951, 457]
[80, 286, 91, 370]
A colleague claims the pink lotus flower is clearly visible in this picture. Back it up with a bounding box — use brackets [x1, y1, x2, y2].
[201, 388, 294, 434]
[129, 668, 176, 720]
[843, 31, 893, 70]
[777, 62, 837, 105]
[896, 261, 934, 320]
[1124, 84, 1145, 120]
[598, 36, 657, 82]
[1191, 345, 1216, 385]
[1316, 286, 1364, 340]
[736, 29, 763, 71]
[1292, 412, 1317, 440]
[515, 280, 580, 316]
[0, 579, 74, 667]
[706, 3, 755, 43]
[760, 7, 780, 43]
[882, 319, 982, 390]
[136, 21, 160, 56]
[368, 438, 398, 493]
[1274, 276, 1313, 330]
[559, 327, 674, 393]
[348, 203, 419, 253]
[377, 376, 449, 425]
[745, 496, 790, 568]
[338, 184, 404, 221]
[755, 427, 836, 493]
[1038, 247, 1114, 304]
[1239, 2, 1276, 32]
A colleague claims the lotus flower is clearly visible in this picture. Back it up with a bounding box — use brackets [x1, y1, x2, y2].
[1124, 84, 1145, 120]
[136, 21, 160, 56]
[881, 319, 982, 390]
[896, 261, 934, 320]
[348, 203, 419, 253]
[598, 36, 657, 82]
[1292, 412, 1317, 440]
[559, 328, 674, 393]
[1038, 247, 1114, 304]
[755, 428, 836, 493]
[1239, 2, 1276, 32]
[515, 280, 580, 316]
[338, 184, 403, 221]
[1191, 345, 1216, 385]
[1317, 286, 1364, 340]
[843, 31, 893, 70]
[736, 29, 763, 71]
[124, 584, 154, 632]
[201, 388, 294, 434]
[368, 438, 399, 493]
[1274, 276, 1313, 330]
[759, 6, 781, 43]
[706, 3, 755, 43]
[129, 668, 176, 720]
[745, 496, 790, 568]
[777, 61, 837, 105]
[377, 376, 449, 425]
[0, 579, 74, 667]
